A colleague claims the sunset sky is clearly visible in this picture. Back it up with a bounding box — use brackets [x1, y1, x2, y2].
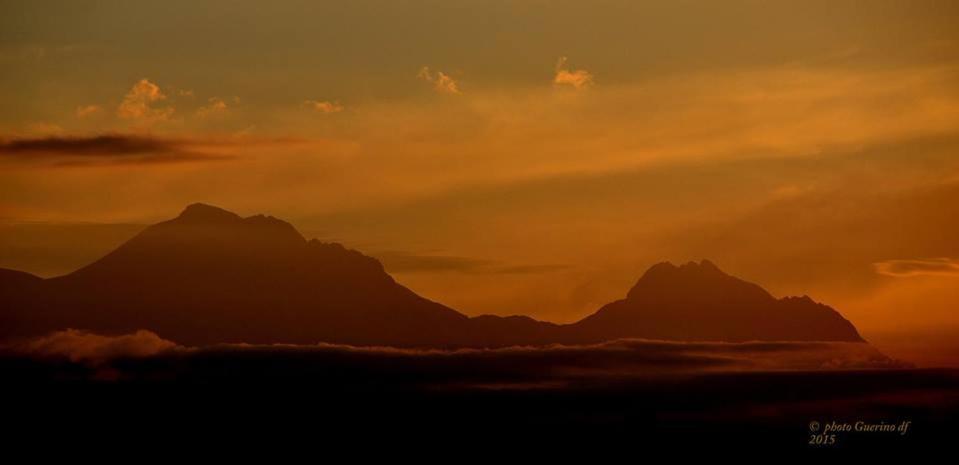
[2, 1, 959, 365]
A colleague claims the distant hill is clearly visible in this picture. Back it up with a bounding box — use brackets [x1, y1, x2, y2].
[563, 260, 863, 343]
[0, 203, 864, 346]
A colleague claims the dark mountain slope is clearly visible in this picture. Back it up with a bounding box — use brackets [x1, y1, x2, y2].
[563, 260, 863, 343]
[1, 203, 471, 346]
[0, 204, 864, 346]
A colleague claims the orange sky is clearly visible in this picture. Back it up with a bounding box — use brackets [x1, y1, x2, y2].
[2, 1, 959, 366]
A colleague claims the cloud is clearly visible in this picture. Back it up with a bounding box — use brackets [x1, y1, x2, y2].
[418, 66, 461, 94]
[75, 104, 102, 118]
[0, 134, 234, 166]
[376, 251, 489, 273]
[4, 333, 906, 384]
[116, 78, 174, 122]
[874, 258, 959, 278]
[196, 97, 230, 118]
[492, 264, 570, 274]
[554, 56, 593, 90]
[16, 329, 179, 364]
[374, 250, 567, 275]
[303, 100, 344, 113]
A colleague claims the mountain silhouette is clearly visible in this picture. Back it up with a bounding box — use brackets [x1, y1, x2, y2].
[565, 260, 863, 343]
[0, 203, 471, 346]
[0, 203, 863, 346]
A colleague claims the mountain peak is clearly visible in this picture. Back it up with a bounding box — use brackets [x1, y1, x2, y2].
[673, 259, 723, 273]
[176, 203, 241, 223]
[167, 203, 305, 243]
[628, 259, 730, 299]
[641, 259, 723, 275]
[693, 259, 721, 272]
[576, 258, 864, 343]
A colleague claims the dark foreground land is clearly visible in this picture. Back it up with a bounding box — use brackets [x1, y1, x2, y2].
[4, 344, 958, 453]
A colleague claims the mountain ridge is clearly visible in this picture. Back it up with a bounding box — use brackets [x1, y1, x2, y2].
[0, 203, 865, 346]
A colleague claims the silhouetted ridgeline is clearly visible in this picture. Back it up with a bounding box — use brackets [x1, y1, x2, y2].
[0, 203, 864, 347]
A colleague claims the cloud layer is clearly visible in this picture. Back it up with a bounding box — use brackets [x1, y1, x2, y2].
[874, 258, 959, 278]
[17, 329, 178, 364]
[374, 250, 567, 275]
[0, 134, 232, 165]
[5, 330, 906, 382]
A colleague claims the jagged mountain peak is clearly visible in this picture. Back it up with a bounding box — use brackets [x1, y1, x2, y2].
[626, 259, 767, 301]
[175, 202, 242, 223]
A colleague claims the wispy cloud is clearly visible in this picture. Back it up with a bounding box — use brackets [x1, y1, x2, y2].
[9, 331, 905, 377]
[116, 79, 174, 122]
[374, 250, 566, 275]
[75, 104, 102, 118]
[554, 56, 593, 90]
[418, 66, 461, 94]
[0, 134, 233, 166]
[16, 329, 178, 365]
[874, 258, 959, 278]
[303, 100, 344, 113]
[376, 250, 488, 273]
[195, 97, 230, 118]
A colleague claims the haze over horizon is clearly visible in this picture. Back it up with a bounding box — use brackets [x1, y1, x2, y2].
[3, 1, 959, 366]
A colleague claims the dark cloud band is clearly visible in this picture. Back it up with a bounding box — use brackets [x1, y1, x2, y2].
[0, 134, 232, 165]
[375, 250, 567, 275]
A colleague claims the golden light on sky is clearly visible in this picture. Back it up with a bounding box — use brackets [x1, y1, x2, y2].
[2, 1, 959, 365]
